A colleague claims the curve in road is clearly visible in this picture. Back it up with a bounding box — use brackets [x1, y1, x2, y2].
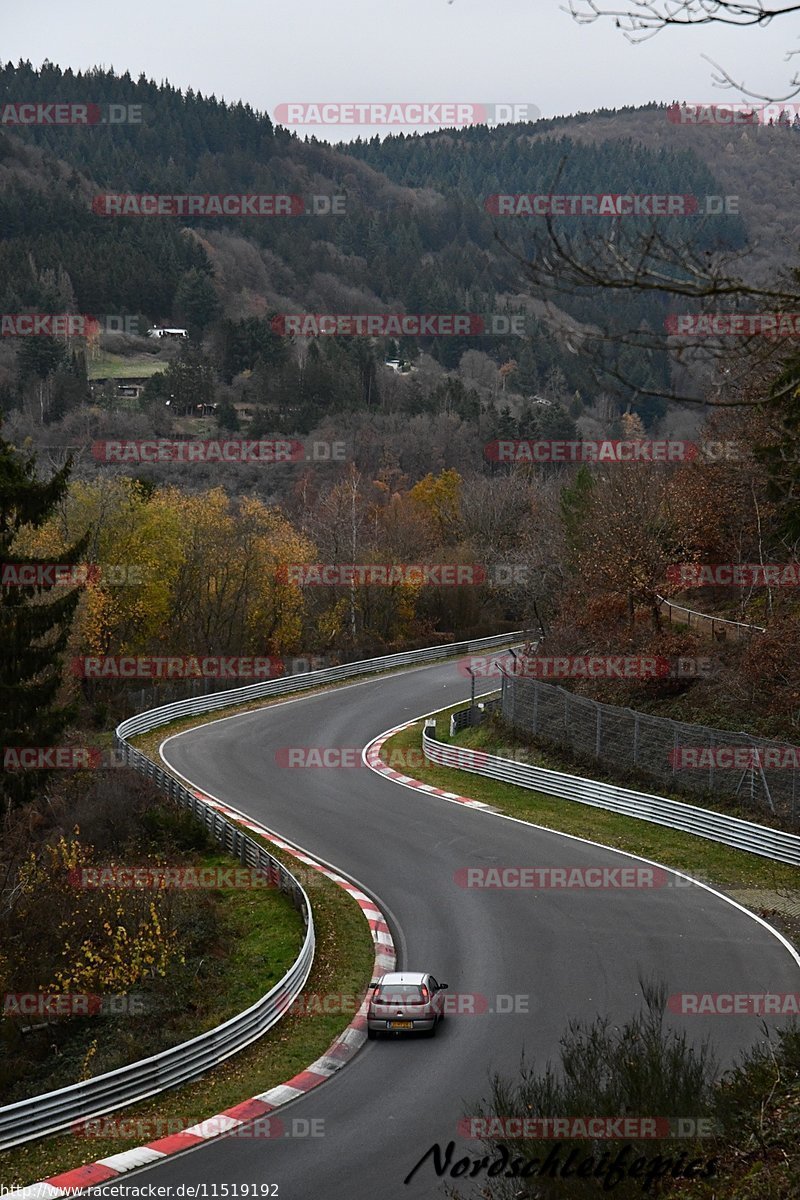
[84, 658, 800, 1200]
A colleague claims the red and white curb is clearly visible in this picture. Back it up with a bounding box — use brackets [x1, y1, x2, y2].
[364, 722, 496, 811]
[364, 721, 800, 988]
[8, 795, 395, 1199]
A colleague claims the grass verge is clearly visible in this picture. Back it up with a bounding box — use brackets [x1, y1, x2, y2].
[382, 704, 800, 1199]
[2, 844, 304, 1107]
[0, 834, 375, 1187]
[0, 647, 510, 1185]
[380, 703, 800, 926]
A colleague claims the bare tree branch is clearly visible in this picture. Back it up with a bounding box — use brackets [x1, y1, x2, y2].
[566, 1, 800, 40]
[488, 148, 800, 406]
[566, 2, 800, 105]
[700, 54, 800, 103]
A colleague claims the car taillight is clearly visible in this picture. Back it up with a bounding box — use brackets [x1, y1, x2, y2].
[420, 986, 429, 1001]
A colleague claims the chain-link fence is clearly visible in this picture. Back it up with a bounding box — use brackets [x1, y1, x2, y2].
[658, 595, 766, 643]
[501, 672, 799, 828]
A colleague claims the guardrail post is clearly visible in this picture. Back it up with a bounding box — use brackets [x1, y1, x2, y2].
[755, 754, 776, 814]
[633, 712, 639, 768]
[0, 636, 521, 1145]
[671, 724, 678, 776]
[421, 724, 800, 863]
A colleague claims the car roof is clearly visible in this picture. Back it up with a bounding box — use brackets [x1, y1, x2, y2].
[376, 972, 428, 984]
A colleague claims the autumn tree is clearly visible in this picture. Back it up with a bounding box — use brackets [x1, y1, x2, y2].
[168, 490, 312, 655]
[563, 461, 677, 631]
[407, 469, 463, 547]
[15, 480, 314, 669]
[16, 477, 187, 658]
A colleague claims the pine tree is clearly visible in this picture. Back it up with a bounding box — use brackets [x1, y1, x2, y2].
[174, 268, 221, 340]
[0, 435, 87, 816]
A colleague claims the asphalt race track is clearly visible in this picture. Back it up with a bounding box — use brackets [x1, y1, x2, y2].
[93, 659, 799, 1199]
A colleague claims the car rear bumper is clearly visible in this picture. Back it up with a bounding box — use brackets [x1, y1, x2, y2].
[367, 1017, 436, 1033]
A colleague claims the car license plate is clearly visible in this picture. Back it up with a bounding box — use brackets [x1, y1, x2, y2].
[389, 1020, 413, 1030]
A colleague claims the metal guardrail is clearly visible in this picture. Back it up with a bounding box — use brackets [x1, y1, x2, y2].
[0, 630, 522, 1150]
[0, 758, 315, 1152]
[657, 594, 766, 639]
[450, 696, 501, 737]
[115, 630, 525, 742]
[422, 729, 800, 867]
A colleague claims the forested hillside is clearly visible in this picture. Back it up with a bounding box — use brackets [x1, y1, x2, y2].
[2, 63, 799, 723]
[1, 62, 762, 436]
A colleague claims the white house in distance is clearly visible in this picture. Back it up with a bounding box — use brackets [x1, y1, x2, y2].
[384, 359, 413, 373]
[147, 327, 188, 339]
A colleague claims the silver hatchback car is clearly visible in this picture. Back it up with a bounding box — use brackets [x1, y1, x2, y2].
[366, 971, 448, 1038]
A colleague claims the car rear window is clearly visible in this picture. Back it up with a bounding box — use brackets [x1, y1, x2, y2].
[375, 984, 426, 1003]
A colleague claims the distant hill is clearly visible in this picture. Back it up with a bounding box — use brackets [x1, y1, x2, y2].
[1, 64, 789, 430]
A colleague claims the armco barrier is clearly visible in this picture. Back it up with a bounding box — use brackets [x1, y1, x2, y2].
[450, 696, 501, 736]
[115, 630, 524, 741]
[422, 729, 800, 867]
[0, 631, 522, 1150]
[0, 769, 315, 1152]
